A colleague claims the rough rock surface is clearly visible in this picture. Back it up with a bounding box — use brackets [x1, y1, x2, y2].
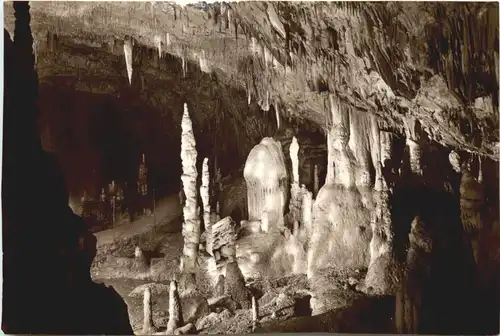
[224, 261, 252, 309]
[206, 216, 237, 262]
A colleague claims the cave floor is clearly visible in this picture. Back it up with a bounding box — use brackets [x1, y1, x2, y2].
[94, 194, 182, 247]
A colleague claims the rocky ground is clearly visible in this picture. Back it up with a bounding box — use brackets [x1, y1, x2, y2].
[92, 213, 396, 335]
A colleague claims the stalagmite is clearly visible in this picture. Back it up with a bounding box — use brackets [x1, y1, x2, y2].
[251, 295, 259, 331]
[123, 37, 134, 85]
[244, 138, 288, 230]
[290, 137, 300, 185]
[166, 280, 183, 335]
[200, 158, 211, 238]
[142, 287, 157, 335]
[180, 103, 200, 273]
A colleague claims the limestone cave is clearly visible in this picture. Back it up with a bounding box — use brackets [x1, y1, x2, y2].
[2, 1, 499, 335]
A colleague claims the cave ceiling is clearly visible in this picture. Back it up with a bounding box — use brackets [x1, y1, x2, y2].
[4, 1, 499, 160]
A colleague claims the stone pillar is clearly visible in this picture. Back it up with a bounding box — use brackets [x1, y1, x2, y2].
[180, 103, 200, 273]
[200, 158, 211, 236]
[244, 137, 288, 230]
[123, 36, 134, 85]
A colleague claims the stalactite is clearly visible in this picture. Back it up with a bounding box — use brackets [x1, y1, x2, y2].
[155, 35, 163, 59]
[182, 54, 186, 77]
[200, 158, 211, 238]
[199, 50, 210, 73]
[348, 108, 372, 188]
[123, 37, 134, 85]
[301, 189, 313, 236]
[290, 137, 300, 185]
[326, 94, 353, 187]
[166, 32, 171, 47]
[244, 138, 288, 230]
[275, 105, 280, 129]
[180, 103, 200, 273]
[251, 36, 257, 54]
[313, 164, 319, 196]
[404, 118, 422, 176]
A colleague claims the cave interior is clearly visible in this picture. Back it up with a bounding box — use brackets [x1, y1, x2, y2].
[2, 1, 500, 335]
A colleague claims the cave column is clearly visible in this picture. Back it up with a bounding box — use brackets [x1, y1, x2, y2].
[180, 103, 200, 274]
[364, 121, 396, 294]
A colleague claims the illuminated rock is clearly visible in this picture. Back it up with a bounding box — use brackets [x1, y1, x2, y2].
[180, 103, 200, 273]
[123, 36, 134, 85]
[244, 137, 288, 230]
[404, 118, 423, 176]
[141, 287, 157, 335]
[166, 280, 183, 335]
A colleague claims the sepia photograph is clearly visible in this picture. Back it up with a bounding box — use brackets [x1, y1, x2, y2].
[2, 1, 499, 334]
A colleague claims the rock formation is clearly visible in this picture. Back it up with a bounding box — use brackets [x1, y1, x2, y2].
[251, 295, 259, 331]
[206, 216, 237, 264]
[224, 261, 251, 309]
[141, 287, 157, 335]
[307, 96, 375, 278]
[179, 274, 210, 324]
[200, 157, 211, 238]
[166, 280, 183, 335]
[244, 137, 288, 231]
[180, 103, 200, 273]
[123, 36, 133, 85]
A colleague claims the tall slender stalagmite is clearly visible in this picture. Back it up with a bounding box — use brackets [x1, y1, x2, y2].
[244, 138, 288, 230]
[123, 37, 134, 85]
[166, 280, 183, 335]
[200, 158, 211, 237]
[142, 287, 157, 335]
[275, 106, 281, 129]
[180, 103, 200, 273]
